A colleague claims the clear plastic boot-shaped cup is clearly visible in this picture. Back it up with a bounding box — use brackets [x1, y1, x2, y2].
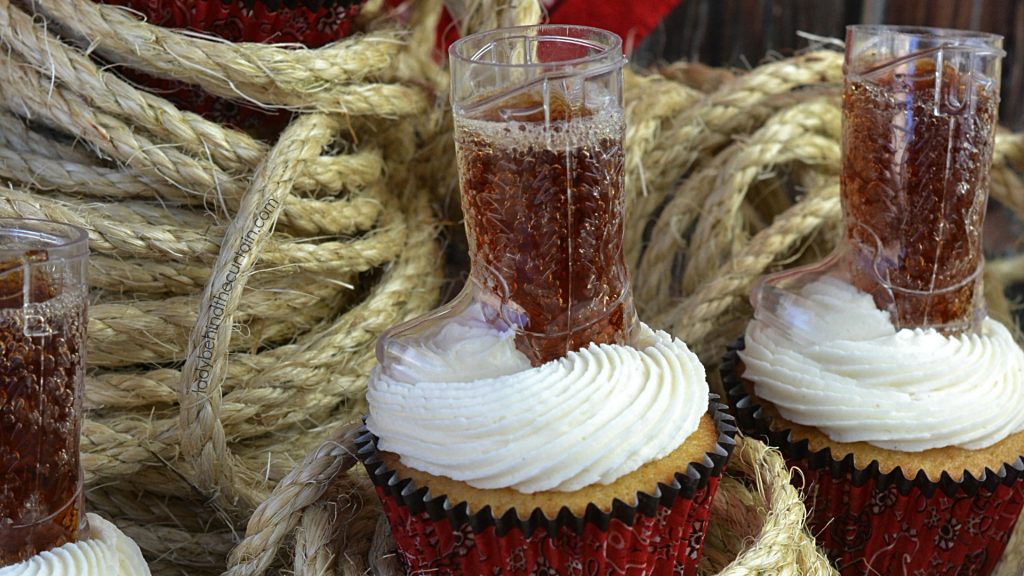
[0, 219, 89, 565]
[841, 25, 1003, 333]
[753, 26, 1004, 336]
[379, 25, 636, 371]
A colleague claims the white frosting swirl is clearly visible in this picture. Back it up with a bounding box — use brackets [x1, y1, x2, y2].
[740, 275, 1024, 452]
[0, 514, 151, 576]
[366, 309, 708, 493]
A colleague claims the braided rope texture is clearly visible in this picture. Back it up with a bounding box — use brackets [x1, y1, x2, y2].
[0, 0, 447, 573]
[3, 0, 1024, 574]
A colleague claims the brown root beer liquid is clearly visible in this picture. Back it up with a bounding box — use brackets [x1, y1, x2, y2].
[842, 57, 997, 333]
[455, 91, 635, 365]
[0, 258, 86, 565]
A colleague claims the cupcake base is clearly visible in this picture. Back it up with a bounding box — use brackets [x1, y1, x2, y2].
[357, 397, 737, 576]
[723, 339, 1024, 576]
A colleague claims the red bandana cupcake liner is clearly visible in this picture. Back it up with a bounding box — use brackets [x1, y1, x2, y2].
[723, 339, 1024, 576]
[95, 0, 364, 137]
[356, 396, 737, 576]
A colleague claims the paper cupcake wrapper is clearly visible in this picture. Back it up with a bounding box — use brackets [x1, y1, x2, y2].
[722, 338, 1024, 576]
[357, 396, 737, 576]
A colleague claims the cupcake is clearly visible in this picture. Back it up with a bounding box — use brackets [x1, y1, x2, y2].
[358, 24, 736, 575]
[359, 305, 735, 575]
[724, 273, 1024, 575]
[725, 26, 1024, 576]
[95, 0, 365, 137]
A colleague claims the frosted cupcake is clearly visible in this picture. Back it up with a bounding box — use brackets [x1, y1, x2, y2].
[725, 26, 1024, 575]
[357, 25, 735, 575]
[724, 272, 1024, 574]
[360, 304, 734, 574]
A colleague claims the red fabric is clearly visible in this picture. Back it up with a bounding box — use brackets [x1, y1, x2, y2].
[377, 477, 719, 576]
[100, 0, 362, 45]
[437, 0, 684, 56]
[543, 0, 682, 50]
[796, 461, 1024, 576]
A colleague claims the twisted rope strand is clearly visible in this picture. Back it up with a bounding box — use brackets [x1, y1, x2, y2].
[1, 0, 266, 173]
[178, 113, 339, 512]
[0, 145, 186, 199]
[993, 132, 1024, 222]
[624, 51, 843, 267]
[0, 49, 409, 233]
[30, 0, 408, 107]
[668, 184, 841, 362]
[714, 437, 838, 576]
[0, 110, 96, 164]
[87, 219, 403, 297]
[635, 99, 839, 319]
[0, 188, 403, 269]
[224, 423, 362, 576]
[88, 277, 354, 367]
[680, 100, 841, 294]
[0, 51, 248, 209]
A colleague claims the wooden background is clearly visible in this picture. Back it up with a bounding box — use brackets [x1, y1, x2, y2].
[636, 0, 1024, 130]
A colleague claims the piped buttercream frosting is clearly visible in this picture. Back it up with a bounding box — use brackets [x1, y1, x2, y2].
[366, 305, 709, 493]
[0, 514, 151, 576]
[740, 275, 1024, 452]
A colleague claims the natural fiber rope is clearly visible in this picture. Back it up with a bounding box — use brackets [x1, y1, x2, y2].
[0, 50, 249, 207]
[673, 182, 841, 368]
[0, 0, 266, 173]
[636, 98, 841, 322]
[0, 188, 401, 270]
[624, 51, 843, 270]
[177, 112, 352, 512]
[703, 437, 836, 576]
[0, 57, 392, 235]
[2, 0, 410, 237]
[28, 0, 417, 111]
[0, 0, 446, 572]
[679, 100, 840, 294]
[0, 111, 96, 164]
[224, 423, 362, 576]
[0, 146, 187, 200]
[445, 0, 544, 35]
[993, 131, 1024, 223]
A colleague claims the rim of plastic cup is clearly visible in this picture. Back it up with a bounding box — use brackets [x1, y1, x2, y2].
[0, 217, 89, 260]
[449, 24, 623, 69]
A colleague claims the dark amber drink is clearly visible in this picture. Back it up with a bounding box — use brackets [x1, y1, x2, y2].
[0, 220, 88, 565]
[448, 25, 633, 365]
[841, 27, 1003, 333]
[455, 93, 632, 365]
